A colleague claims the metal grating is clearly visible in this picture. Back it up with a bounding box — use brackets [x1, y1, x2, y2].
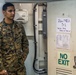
[56, 68, 72, 75]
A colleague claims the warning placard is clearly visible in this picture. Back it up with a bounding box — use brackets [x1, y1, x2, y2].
[57, 52, 70, 68]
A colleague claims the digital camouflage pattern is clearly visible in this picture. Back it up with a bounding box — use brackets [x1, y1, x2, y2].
[0, 20, 29, 75]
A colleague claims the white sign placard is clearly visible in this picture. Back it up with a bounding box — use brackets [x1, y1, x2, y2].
[57, 18, 71, 33]
[56, 34, 70, 49]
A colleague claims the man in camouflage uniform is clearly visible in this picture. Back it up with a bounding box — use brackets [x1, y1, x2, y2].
[0, 2, 29, 75]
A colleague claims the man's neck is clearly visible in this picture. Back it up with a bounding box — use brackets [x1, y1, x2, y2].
[4, 18, 13, 24]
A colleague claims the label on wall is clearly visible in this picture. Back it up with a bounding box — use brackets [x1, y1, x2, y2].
[57, 52, 70, 68]
[56, 18, 71, 33]
[56, 34, 70, 49]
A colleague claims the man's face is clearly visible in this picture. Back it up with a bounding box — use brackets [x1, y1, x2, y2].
[3, 6, 15, 20]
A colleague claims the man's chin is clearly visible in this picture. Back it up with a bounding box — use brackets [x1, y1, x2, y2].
[10, 17, 14, 20]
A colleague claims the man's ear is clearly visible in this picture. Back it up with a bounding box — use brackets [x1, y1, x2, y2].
[2, 10, 6, 15]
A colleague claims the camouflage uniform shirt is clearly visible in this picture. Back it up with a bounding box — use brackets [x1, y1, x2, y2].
[0, 20, 29, 75]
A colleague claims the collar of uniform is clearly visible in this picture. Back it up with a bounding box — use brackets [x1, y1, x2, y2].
[2, 18, 14, 26]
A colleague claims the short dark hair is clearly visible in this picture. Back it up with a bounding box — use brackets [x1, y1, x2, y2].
[2, 2, 15, 11]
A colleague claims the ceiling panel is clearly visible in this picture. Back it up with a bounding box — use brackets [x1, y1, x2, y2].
[5, 0, 64, 3]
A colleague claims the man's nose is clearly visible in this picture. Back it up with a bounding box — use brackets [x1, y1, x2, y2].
[12, 11, 15, 14]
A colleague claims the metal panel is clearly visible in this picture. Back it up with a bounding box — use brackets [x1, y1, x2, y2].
[47, 1, 76, 75]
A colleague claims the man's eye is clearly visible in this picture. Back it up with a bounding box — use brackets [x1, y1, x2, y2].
[8, 10, 15, 12]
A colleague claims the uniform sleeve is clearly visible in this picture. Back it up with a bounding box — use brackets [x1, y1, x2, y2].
[0, 30, 5, 71]
[21, 25, 29, 60]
